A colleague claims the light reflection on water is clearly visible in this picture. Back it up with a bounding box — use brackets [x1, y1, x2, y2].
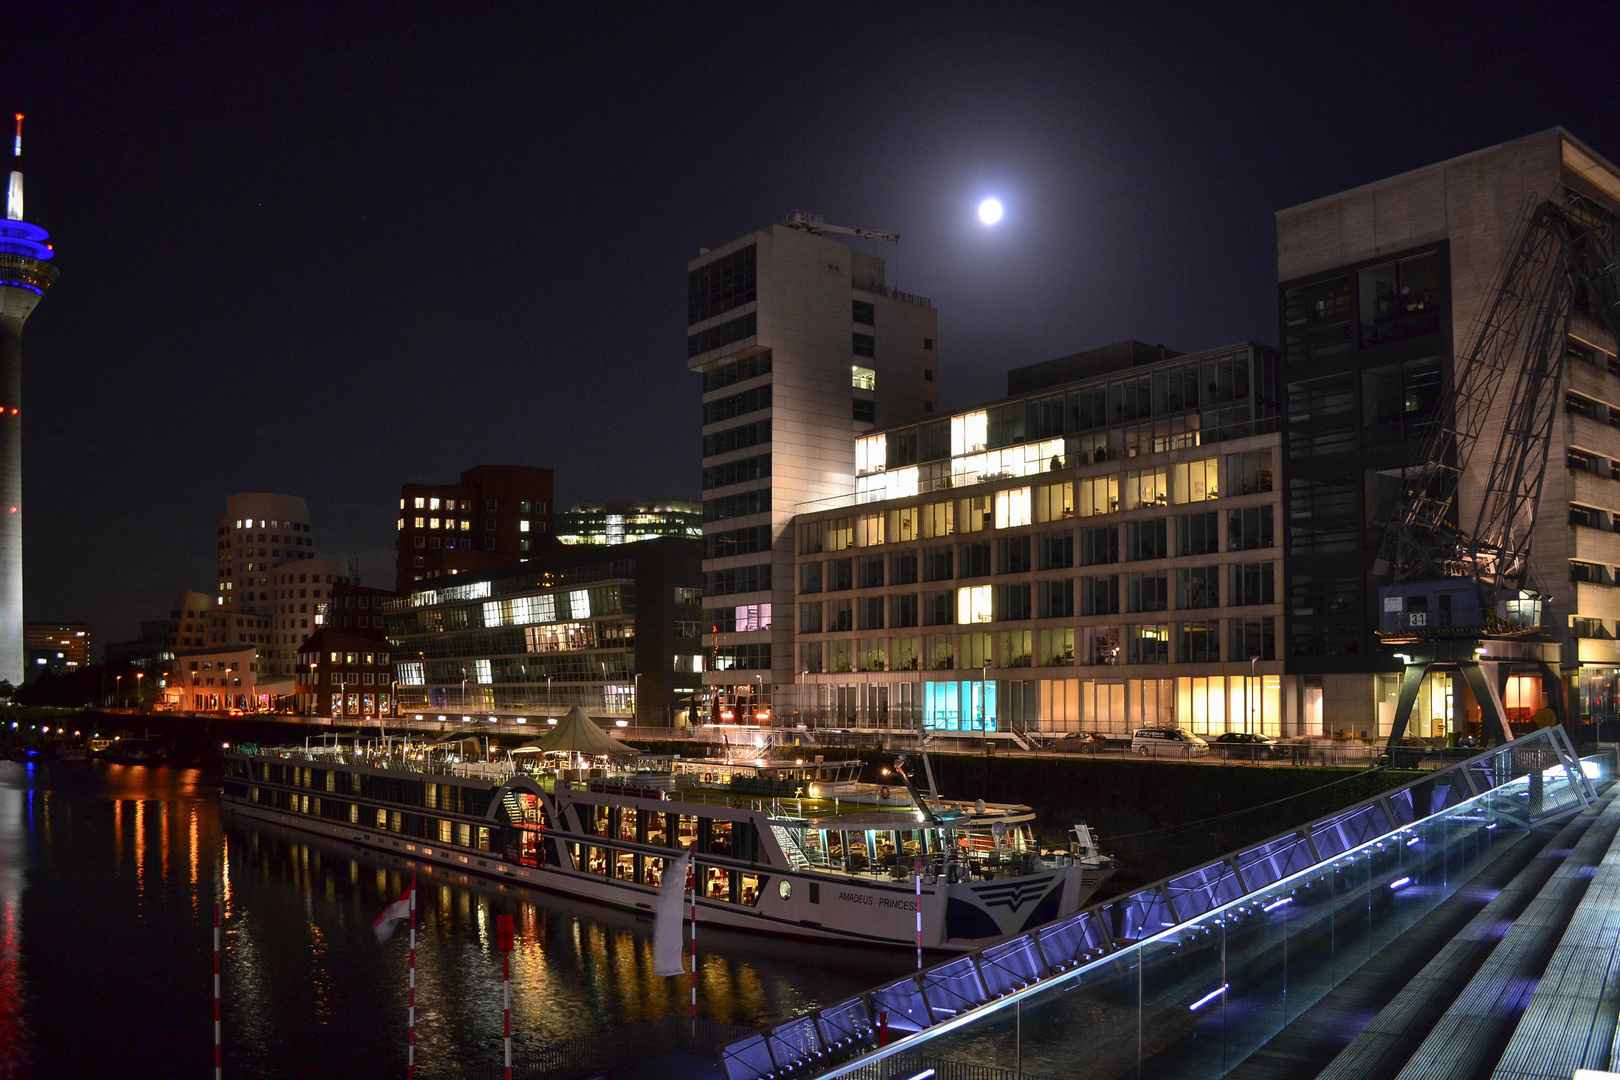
[0, 760, 913, 1078]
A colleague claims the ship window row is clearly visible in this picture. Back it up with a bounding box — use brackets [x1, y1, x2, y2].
[570, 845, 764, 904]
[797, 618, 1276, 672]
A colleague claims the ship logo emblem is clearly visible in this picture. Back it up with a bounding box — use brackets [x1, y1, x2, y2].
[972, 880, 1051, 911]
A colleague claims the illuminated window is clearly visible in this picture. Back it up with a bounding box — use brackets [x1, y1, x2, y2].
[959, 495, 992, 533]
[957, 585, 992, 624]
[1172, 458, 1219, 503]
[951, 411, 988, 455]
[856, 433, 886, 474]
[429, 498, 441, 511]
[460, 520, 470, 531]
[1123, 468, 1168, 510]
[429, 517, 440, 529]
[852, 365, 876, 391]
[520, 520, 531, 533]
[1078, 475, 1119, 517]
[994, 487, 1032, 529]
[825, 517, 853, 552]
[921, 500, 954, 538]
[1034, 481, 1074, 522]
[857, 513, 884, 547]
[444, 517, 456, 530]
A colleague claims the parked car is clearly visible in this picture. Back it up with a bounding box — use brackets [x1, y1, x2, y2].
[1054, 731, 1110, 752]
[1131, 727, 1209, 757]
[1213, 732, 1288, 759]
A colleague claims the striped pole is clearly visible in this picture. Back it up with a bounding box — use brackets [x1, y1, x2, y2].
[915, 858, 922, 969]
[213, 904, 222, 1080]
[496, 914, 514, 1080]
[408, 874, 417, 1080]
[689, 862, 698, 1034]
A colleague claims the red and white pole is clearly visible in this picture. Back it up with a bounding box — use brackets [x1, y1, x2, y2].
[496, 914, 514, 1080]
[213, 903, 222, 1080]
[689, 862, 698, 1031]
[915, 857, 923, 970]
[407, 874, 417, 1080]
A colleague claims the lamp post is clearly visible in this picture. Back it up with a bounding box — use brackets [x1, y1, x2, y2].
[547, 674, 553, 721]
[1249, 655, 1259, 735]
[633, 672, 641, 728]
[135, 672, 145, 712]
[115, 675, 123, 710]
[981, 661, 990, 755]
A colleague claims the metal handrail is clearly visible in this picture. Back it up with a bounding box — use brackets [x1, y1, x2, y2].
[718, 726, 1597, 1080]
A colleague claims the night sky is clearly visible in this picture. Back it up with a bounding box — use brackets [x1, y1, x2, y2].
[3, 3, 1619, 649]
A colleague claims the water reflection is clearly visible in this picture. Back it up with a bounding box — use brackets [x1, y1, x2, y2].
[0, 760, 913, 1078]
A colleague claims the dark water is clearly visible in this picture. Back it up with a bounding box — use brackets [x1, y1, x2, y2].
[0, 761, 915, 1079]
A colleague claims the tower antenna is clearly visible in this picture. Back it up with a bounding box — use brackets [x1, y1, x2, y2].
[7, 114, 21, 220]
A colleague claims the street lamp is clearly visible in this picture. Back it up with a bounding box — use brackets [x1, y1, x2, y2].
[1249, 654, 1259, 735]
[982, 661, 990, 755]
[547, 674, 553, 721]
[115, 675, 123, 709]
[135, 672, 145, 712]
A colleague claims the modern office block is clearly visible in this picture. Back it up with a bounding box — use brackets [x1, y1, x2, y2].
[385, 536, 703, 727]
[791, 340, 1285, 735]
[690, 220, 938, 724]
[557, 500, 701, 546]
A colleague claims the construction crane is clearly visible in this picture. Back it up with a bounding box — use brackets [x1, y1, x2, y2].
[784, 211, 900, 243]
[1375, 186, 1620, 749]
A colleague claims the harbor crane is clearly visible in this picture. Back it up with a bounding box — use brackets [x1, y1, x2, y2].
[1375, 186, 1620, 748]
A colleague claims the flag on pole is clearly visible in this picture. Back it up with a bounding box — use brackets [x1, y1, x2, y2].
[373, 883, 414, 943]
[653, 851, 691, 977]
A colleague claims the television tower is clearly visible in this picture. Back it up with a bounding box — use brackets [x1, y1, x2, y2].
[0, 115, 59, 685]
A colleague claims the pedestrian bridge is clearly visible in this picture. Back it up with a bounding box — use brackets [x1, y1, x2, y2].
[719, 727, 1609, 1080]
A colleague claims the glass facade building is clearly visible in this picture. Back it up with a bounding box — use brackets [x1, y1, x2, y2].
[557, 500, 702, 546]
[789, 341, 1289, 736]
[383, 537, 703, 727]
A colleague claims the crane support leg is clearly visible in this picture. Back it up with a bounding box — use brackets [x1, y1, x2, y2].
[1460, 661, 1514, 747]
[1387, 661, 1431, 748]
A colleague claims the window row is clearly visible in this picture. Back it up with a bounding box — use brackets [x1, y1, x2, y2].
[798, 618, 1276, 672]
[796, 564, 1274, 631]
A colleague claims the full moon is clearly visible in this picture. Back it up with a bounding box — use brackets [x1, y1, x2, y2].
[978, 197, 1004, 225]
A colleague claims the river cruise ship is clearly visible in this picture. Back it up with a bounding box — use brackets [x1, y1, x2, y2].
[220, 744, 1114, 951]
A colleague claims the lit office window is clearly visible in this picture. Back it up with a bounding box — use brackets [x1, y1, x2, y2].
[957, 585, 992, 624]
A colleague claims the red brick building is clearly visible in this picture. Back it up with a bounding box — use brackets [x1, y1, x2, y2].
[296, 628, 396, 720]
[396, 465, 558, 592]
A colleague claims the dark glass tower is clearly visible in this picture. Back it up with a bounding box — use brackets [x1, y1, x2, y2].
[0, 115, 58, 684]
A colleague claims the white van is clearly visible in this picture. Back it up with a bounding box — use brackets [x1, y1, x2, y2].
[1131, 727, 1210, 757]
